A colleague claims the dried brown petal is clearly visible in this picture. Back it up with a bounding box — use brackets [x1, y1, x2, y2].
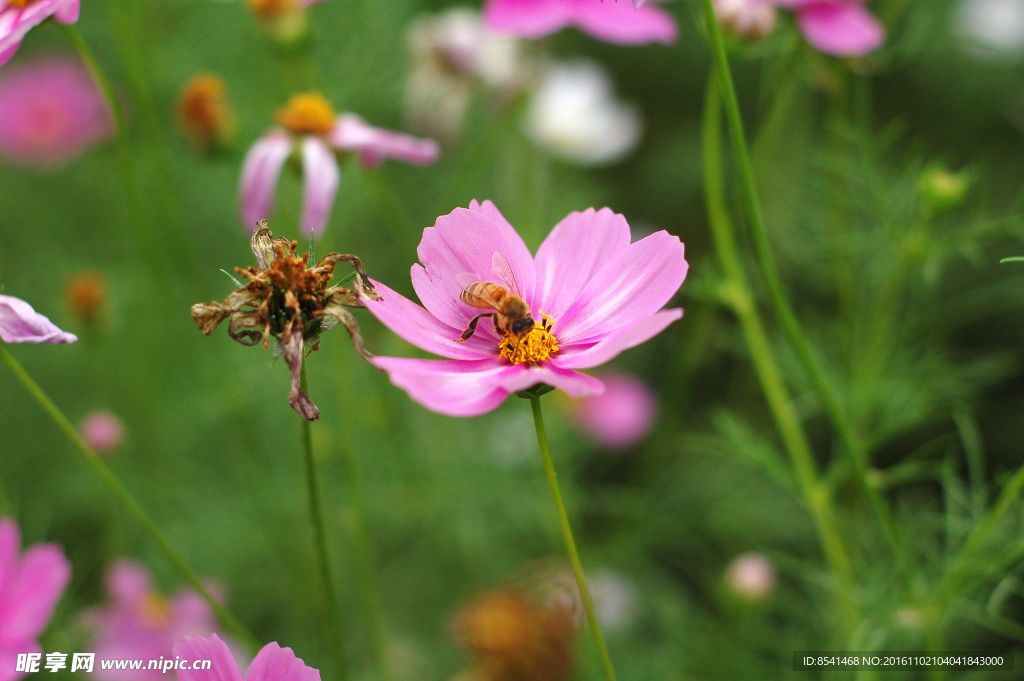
[282, 329, 320, 420]
[191, 302, 231, 334]
[250, 219, 276, 269]
[228, 310, 263, 346]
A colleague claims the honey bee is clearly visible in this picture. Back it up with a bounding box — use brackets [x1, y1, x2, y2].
[454, 253, 535, 345]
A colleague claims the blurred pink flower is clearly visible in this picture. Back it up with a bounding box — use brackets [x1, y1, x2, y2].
[80, 411, 124, 453]
[0, 56, 111, 167]
[0, 294, 78, 344]
[713, 0, 777, 40]
[725, 552, 776, 600]
[362, 201, 687, 417]
[483, 0, 677, 45]
[0, 517, 72, 681]
[84, 560, 221, 681]
[771, 0, 883, 56]
[240, 92, 439, 237]
[571, 371, 657, 449]
[0, 0, 79, 67]
[174, 634, 319, 681]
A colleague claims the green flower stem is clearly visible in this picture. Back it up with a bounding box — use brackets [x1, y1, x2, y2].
[59, 23, 166, 281]
[339, 439, 395, 681]
[299, 361, 349, 681]
[702, 78, 855, 606]
[529, 397, 617, 681]
[0, 346, 258, 651]
[698, 0, 909, 573]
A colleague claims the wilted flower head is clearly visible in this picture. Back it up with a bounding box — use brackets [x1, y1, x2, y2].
[725, 552, 777, 600]
[0, 294, 78, 344]
[570, 371, 657, 449]
[454, 589, 575, 681]
[240, 91, 439, 237]
[0, 517, 71, 681]
[191, 220, 381, 420]
[175, 635, 318, 681]
[0, 0, 79, 67]
[483, 0, 677, 45]
[524, 61, 641, 166]
[80, 410, 124, 453]
[713, 0, 777, 40]
[0, 56, 111, 167]
[770, 0, 883, 56]
[83, 561, 220, 681]
[65, 270, 105, 324]
[406, 7, 527, 141]
[362, 201, 686, 417]
[178, 74, 233, 153]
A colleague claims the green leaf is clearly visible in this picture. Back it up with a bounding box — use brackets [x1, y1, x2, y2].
[999, 257, 1024, 264]
[515, 384, 555, 399]
[336, 271, 357, 287]
[220, 269, 245, 289]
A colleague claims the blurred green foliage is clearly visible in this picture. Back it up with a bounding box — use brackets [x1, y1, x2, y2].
[3, 0, 1024, 679]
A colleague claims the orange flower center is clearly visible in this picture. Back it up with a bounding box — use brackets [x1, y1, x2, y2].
[246, 0, 297, 19]
[277, 92, 336, 136]
[138, 593, 172, 628]
[179, 74, 230, 148]
[500, 314, 558, 365]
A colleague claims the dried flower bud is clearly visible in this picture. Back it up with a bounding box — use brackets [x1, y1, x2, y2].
[178, 74, 233, 153]
[66, 271, 105, 325]
[191, 221, 379, 420]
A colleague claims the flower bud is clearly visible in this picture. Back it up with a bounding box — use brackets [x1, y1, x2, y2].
[66, 271, 105, 325]
[919, 165, 971, 214]
[725, 552, 776, 601]
[713, 0, 776, 41]
[80, 411, 124, 454]
[178, 74, 233, 153]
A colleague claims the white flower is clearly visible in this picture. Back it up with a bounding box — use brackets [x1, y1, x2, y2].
[523, 61, 642, 166]
[956, 0, 1024, 56]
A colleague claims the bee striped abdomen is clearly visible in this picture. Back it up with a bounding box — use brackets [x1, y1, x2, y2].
[461, 282, 506, 309]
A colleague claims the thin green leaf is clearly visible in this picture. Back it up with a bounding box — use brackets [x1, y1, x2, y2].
[220, 269, 245, 289]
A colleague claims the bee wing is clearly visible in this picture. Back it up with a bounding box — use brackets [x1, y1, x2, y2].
[491, 252, 521, 296]
[454, 272, 481, 290]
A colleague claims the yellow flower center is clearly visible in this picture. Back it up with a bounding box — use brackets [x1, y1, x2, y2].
[277, 92, 336, 136]
[500, 315, 558, 365]
[7, 0, 39, 8]
[138, 593, 172, 628]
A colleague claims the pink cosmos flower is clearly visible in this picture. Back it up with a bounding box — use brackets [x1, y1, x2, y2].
[240, 92, 439, 238]
[483, 0, 677, 45]
[83, 560, 222, 681]
[362, 201, 687, 417]
[174, 634, 319, 681]
[770, 0, 883, 56]
[0, 0, 79, 67]
[570, 371, 657, 449]
[80, 410, 125, 453]
[0, 294, 78, 344]
[0, 56, 111, 167]
[0, 517, 72, 681]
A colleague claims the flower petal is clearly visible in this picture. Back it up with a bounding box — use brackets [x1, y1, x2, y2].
[105, 559, 151, 606]
[53, 0, 79, 24]
[417, 207, 535, 329]
[497, 363, 606, 397]
[0, 42, 19, 68]
[246, 642, 320, 681]
[0, 640, 40, 681]
[173, 635, 244, 681]
[372, 355, 516, 416]
[0, 295, 78, 344]
[329, 113, 439, 167]
[363, 279, 494, 359]
[533, 208, 631, 321]
[796, 1, 883, 56]
[483, 0, 572, 39]
[300, 136, 339, 239]
[239, 130, 292, 232]
[0, 543, 70, 641]
[555, 231, 687, 345]
[468, 199, 536, 306]
[283, 329, 319, 421]
[553, 308, 682, 368]
[567, 0, 678, 45]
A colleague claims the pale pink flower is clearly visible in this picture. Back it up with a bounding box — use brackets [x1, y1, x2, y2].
[80, 410, 124, 453]
[0, 294, 78, 344]
[713, 0, 777, 40]
[240, 92, 439, 237]
[571, 371, 656, 449]
[725, 552, 776, 600]
[362, 201, 687, 417]
[0, 517, 72, 681]
[0, 57, 110, 167]
[0, 0, 79, 67]
[84, 561, 221, 681]
[483, 0, 677, 45]
[174, 634, 319, 681]
[770, 0, 883, 56]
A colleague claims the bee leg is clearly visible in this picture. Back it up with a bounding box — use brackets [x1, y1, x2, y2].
[456, 313, 493, 342]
